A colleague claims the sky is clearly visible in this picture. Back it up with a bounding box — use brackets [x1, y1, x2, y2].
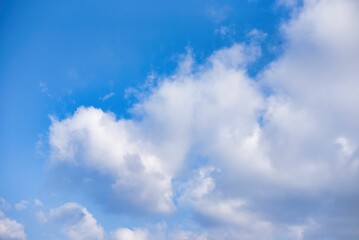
[0, 0, 359, 239]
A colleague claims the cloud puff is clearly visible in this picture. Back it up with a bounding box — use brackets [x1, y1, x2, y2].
[15, 201, 28, 211]
[111, 224, 208, 240]
[48, 202, 104, 240]
[0, 211, 26, 240]
[110, 228, 149, 240]
[48, 0, 359, 239]
[33, 199, 43, 207]
[49, 107, 174, 214]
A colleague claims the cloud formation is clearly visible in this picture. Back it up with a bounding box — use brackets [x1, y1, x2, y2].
[0, 211, 26, 240]
[48, 0, 359, 239]
[110, 228, 149, 240]
[14, 201, 28, 211]
[48, 202, 104, 240]
[49, 107, 174, 214]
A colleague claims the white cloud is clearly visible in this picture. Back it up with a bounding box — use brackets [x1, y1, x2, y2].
[266, 0, 359, 127]
[286, 218, 318, 240]
[111, 224, 207, 240]
[0, 211, 26, 240]
[336, 137, 356, 158]
[246, 29, 267, 42]
[33, 199, 43, 207]
[49, 42, 266, 215]
[15, 201, 28, 211]
[49, 107, 174, 214]
[47, 0, 359, 238]
[179, 167, 273, 239]
[260, 0, 359, 189]
[205, 4, 230, 23]
[110, 228, 149, 240]
[214, 25, 237, 40]
[49, 202, 104, 240]
[100, 92, 115, 101]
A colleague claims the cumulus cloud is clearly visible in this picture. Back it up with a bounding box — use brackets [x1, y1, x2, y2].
[48, 202, 104, 240]
[48, 0, 359, 239]
[49, 42, 263, 215]
[0, 211, 26, 240]
[49, 107, 174, 214]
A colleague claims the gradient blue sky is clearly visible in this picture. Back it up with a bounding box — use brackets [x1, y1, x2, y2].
[1, 0, 359, 239]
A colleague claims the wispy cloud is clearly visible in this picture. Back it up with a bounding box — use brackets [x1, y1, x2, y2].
[100, 92, 115, 101]
[15, 200, 28, 211]
[0, 198, 11, 211]
[205, 4, 231, 23]
[33, 198, 44, 207]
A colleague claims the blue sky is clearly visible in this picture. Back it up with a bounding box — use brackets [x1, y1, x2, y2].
[1, 0, 359, 239]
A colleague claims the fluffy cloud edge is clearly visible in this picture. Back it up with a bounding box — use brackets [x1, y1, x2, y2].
[0, 211, 26, 240]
